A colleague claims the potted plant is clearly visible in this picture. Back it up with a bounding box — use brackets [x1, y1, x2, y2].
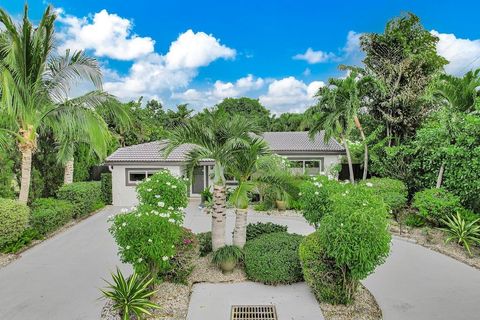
[275, 190, 288, 211]
[211, 245, 244, 274]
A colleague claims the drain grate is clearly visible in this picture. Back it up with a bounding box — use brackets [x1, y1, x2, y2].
[231, 305, 277, 320]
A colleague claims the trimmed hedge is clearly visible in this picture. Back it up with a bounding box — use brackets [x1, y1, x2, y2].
[359, 177, 408, 214]
[244, 232, 304, 285]
[413, 188, 463, 226]
[101, 173, 112, 205]
[246, 222, 288, 241]
[0, 198, 30, 249]
[30, 198, 75, 235]
[57, 182, 105, 218]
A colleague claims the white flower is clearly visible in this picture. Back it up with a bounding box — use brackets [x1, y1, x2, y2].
[147, 188, 152, 192]
[363, 203, 367, 206]
[148, 239, 152, 243]
[155, 195, 161, 199]
[366, 182, 373, 187]
[389, 210, 393, 214]
[315, 191, 319, 195]
[138, 258, 143, 262]
[120, 208, 129, 213]
[168, 206, 174, 210]
[172, 185, 177, 189]
[146, 178, 151, 182]
[340, 223, 344, 227]
[166, 182, 171, 186]
[168, 218, 175, 223]
[158, 201, 165, 207]
[179, 207, 185, 211]
[108, 214, 114, 219]
[162, 256, 169, 261]
[122, 222, 127, 227]
[298, 192, 302, 196]
[126, 245, 131, 250]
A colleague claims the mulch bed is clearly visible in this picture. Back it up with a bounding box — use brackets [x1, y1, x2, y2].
[390, 221, 480, 270]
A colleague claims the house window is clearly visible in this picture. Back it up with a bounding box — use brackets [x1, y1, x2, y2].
[289, 159, 324, 176]
[126, 168, 164, 186]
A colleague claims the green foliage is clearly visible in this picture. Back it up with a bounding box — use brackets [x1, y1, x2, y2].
[57, 182, 105, 218]
[298, 176, 344, 228]
[211, 245, 244, 266]
[110, 206, 184, 280]
[101, 268, 160, 320]
[216, 97, 271, 128]
[405, 213, 426, 228]
[246, 222, 288, 241]
[413, 188, 463, 226]
[301, 186, 391, 304]
[0, 198, 30, 249]
[101, 173, 113, 205]
[160, 228, 198, 284]
[1, 228, 41, 254]
[244, 232, 304, 285]
[136, 170, 189, 213]
[0, 144, 17, 199]
[197, 231, 212, 257]
[359, 177, 408, 213]
[200, 188, 212, 202]
[30, 198, 75, 235]
[441, 212, 480, 257]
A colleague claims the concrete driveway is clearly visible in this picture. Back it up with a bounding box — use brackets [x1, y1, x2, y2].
[0, 206, 128, 320]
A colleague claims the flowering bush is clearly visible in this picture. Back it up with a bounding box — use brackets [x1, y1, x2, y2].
[136, 170, 188, 213]
[359, 177, 407, 214]
[300, 185, 391, 304]
[110, 171, 189, 281]
[298, 175, 345, 228]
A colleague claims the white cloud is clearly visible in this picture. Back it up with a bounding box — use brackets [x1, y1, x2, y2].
[172, 74, 264, 106]
[293, 48, 336, 64]
[165, 30, 236, 69]
[57, 9, 155, 60]
[259, 77, 324, 113]
[293, 31, 363, 65]
[431, 30, 480, 75]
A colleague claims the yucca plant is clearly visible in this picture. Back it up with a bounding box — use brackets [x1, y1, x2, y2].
[100, 268, 160, 320]
[440, 212, 480, 257]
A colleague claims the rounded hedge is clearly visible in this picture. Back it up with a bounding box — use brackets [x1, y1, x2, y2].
[300, 186, 391, 304]
[246, 222, 287, 241]
[413, 188, 463, 226]
[30, 198, 75, 235]
[359, 177, 408, 214]
[0, 198, 30, 248]
[244, 232, 304, 285]
[57, 181, 104, 218]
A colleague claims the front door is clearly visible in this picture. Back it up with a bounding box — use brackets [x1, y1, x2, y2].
[191, 166, 205, 195]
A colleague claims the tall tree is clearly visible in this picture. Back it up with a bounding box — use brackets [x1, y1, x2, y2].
[216, 97, 271, 129]
[164, 109, 260, 250]
[360, 13, 447, 143]
[0, 5, 113, 202]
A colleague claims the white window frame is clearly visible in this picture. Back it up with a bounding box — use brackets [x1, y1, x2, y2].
[125, 168, 164, 186]
[288, 158, 325, 176]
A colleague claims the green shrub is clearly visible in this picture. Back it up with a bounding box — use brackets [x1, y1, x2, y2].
[101, 268, 160, 319]
[300, 186, 391, 304]
[100, 173, 112, 205]
[246, 222, 287, 241]
[0, 198, 30, 249]
[405, 213, 426, 227]
[136, 170, 188, 213]
[253, 202, 269, 211]
[359, 177, 407, 214]
[1, 228, 41, 254]
[160, 228, 198, 284]
[413, 188, 463, 226]
[197, 231, 212, 256]
[57, 182, 105, 218]
[30, 198, 75, 235]
[298, 176, 344, 228]
[244, 232, 304, 285]
[441, 212, 480, 257]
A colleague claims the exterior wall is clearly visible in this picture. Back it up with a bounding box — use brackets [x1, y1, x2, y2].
[323, 154, 342, 174]
[111, 164, 184, 207]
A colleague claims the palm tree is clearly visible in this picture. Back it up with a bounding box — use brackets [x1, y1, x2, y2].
[0, 5, 115, 202]
[164, 109, 259, 251]
[431, 68, 480, 187]
[309, 71, 366, 183]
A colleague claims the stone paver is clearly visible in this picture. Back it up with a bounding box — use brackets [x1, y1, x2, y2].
[0, 206, 128, 320]
[187, 282, 324, 320]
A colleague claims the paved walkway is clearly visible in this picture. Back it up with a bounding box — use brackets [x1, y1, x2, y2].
[0, 206, 129, 320]
[0, 200, 479, 320]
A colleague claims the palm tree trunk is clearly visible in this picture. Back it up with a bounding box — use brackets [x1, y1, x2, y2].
[436, 163, 445, 188]
[18, 144, 33, 204]
[233, 208, 248, 248]
[64, 158, 75, 184]
[354, 116, 368, 180]
[211, 184, 227, 251]
[343, 136, 355, 184]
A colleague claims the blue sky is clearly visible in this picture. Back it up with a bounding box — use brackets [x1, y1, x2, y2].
[3, 1, 480, 113]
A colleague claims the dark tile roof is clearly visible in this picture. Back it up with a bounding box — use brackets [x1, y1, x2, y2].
[105, 131, 344, 164]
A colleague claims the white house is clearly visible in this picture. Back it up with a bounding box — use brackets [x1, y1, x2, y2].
[105, 131, 345, 206]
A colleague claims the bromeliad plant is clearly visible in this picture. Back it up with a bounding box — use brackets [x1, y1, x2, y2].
[100, 268, 160, 320]
[441, 212, 480, 257]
